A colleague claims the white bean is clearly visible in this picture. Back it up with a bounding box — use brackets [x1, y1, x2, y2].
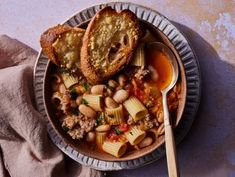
[157, 111, 164, 123]
[91, 85, 105, 95]
[76, 96, 82, 106]
[86, 132, 96, 142]
[59, 83, 66, 94]
[138, 137, 153, 148]
[95, 124, 111, 132]
[118, 74, 127, 86]
[113, 89, 129, 103]
[79, 104, 96, 118]
[148, 65, 159, 82]
[157, 124, 164, 135]
[105, 97, 118, 108]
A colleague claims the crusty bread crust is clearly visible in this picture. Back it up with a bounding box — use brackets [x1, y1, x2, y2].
[40, 25, 85, 66]
[81, 7, 141, 84]
[40, 25, 71, 65]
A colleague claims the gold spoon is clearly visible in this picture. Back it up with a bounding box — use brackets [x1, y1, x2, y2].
[148, 42, 180, 177]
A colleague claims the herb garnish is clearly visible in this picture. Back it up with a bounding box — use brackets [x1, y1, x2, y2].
[59, 68, 69, 74]
[115, 128, 121, 135]
[70, 88, 78, 100]
[81, 98, 89, 105]
[130, 131, 133, 135]
[62, 125, 69, 132]
[96, 113, 104, 125]
[83, 83, 90, 91]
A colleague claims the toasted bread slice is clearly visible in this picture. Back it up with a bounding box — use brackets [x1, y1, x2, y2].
[40, 25, 85, 72]
[81, 7, 141, 84]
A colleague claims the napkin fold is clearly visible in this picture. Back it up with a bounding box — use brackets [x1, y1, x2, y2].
[0, 35, 102, 177]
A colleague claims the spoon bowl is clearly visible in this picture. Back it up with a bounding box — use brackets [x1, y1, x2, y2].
[147, 42, 179, 93]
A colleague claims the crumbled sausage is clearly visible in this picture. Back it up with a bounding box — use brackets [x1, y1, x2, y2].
[68, 127, 85, 139]
[139, 114, 159, 130]
[62, 115, 79, 129]
[62, 113, 96, 139]
[134, 68, 150, 80]
[78, 116, 97, 133]
[143, 114, 154, 129]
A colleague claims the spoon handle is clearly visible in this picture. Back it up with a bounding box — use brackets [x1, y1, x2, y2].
[162, 92, 180, 177]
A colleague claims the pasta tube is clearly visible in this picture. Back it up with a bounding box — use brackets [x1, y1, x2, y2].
[131, 43, 145, 67]
[51, 92, 63, 106]
[105, 105, 124, 125]
[125, 126, 146, 145]
[61, 72, 78, 88]
[102, 141, 127, 158]
[96, 131, 107, 150]
[123, 96, 148, 121]
[82, 94, 102, 111]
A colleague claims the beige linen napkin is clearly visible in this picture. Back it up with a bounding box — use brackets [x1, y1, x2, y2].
[0, 35, 102, 177]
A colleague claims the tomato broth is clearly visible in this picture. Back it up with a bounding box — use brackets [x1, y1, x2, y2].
[147, 49, 173, 90]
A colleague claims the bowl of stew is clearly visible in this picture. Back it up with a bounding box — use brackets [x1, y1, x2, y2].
[43, 20, 186, 161]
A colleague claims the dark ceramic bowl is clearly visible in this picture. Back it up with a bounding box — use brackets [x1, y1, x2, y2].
[43, 20, 186, 161]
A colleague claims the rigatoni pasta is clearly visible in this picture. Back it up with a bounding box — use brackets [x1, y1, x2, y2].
[51, 92, 63, 106]
[61, 72, 79, 88]
[124, 97, 148, 121]
[131, 43, 145, 67]
[82, 94, 102, 111]
[102, 141, 127, 157]
[96, 132, 107, 149]
[105, 105, 124, 125]
[124, 126, 146, 145]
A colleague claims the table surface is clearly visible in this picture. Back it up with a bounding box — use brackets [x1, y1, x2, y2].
[1, 1, 235, 177]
